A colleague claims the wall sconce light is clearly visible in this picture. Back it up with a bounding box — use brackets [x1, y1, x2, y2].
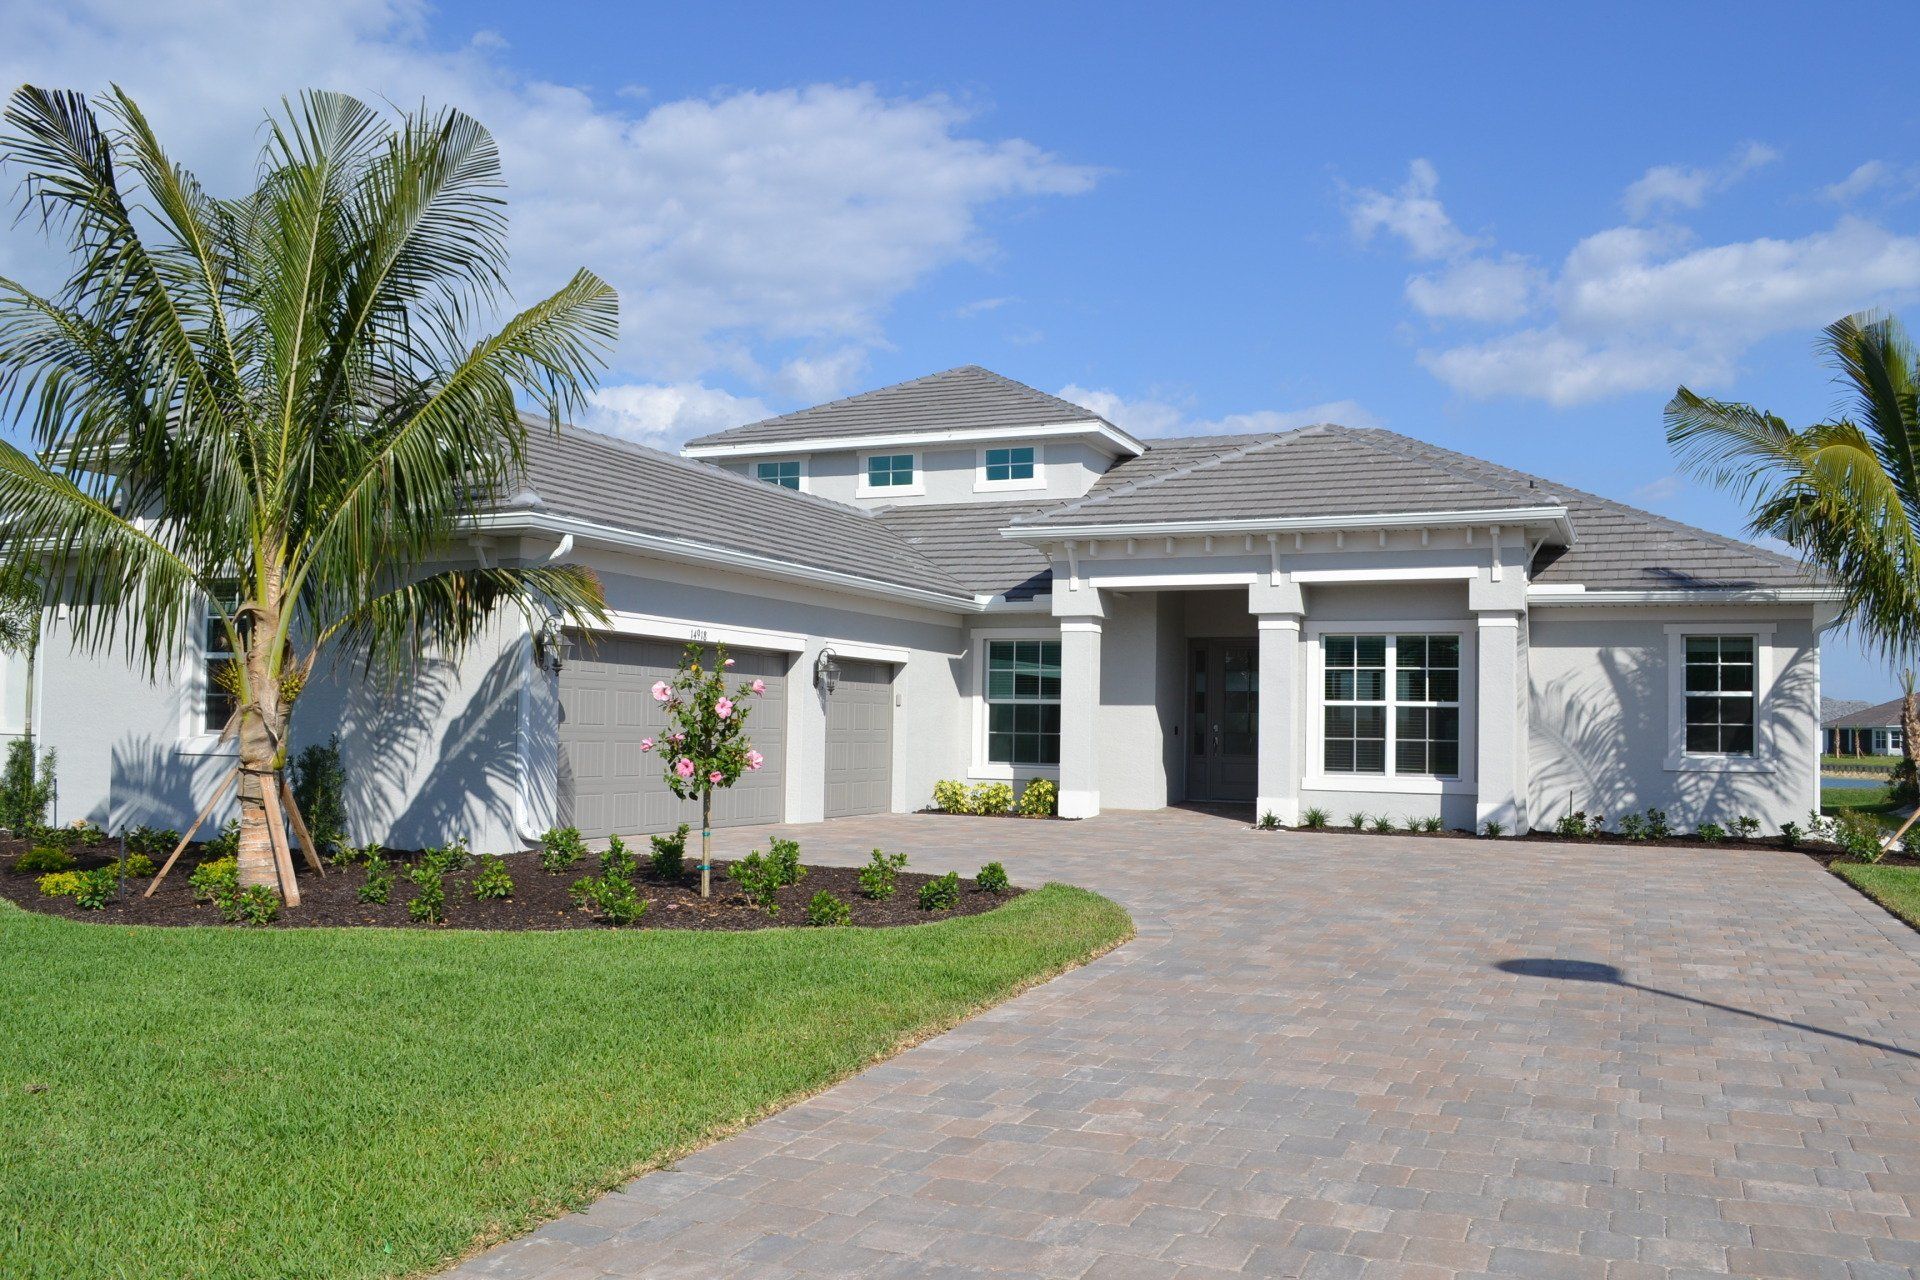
[813, 646, 840, 694]
[536, 616, 572, 675]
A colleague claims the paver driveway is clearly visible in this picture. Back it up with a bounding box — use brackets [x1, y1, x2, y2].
[447, 808, 1920, 1279]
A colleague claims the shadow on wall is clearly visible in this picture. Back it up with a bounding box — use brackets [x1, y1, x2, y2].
[1529, 641, 1818, 827]
[107, 738, 242, 833]
[362, 646, 524, 851]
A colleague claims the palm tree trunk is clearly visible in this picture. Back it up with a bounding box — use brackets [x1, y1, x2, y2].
[234, 596, 288, 893]
[1900, 683, 1920, 806]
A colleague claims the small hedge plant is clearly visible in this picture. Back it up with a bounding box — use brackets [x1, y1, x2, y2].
[806, 889, 851, 926]
[15, 845, 74, 874]
[471, 858, 514, 900]
[728, 837, 805, 915]
[122, 825, 181, 858]
[407, 864, 446, 924]
[858, 848, 908, 900]
[357, 851, 396, 904]
[570, 835, 646, 926]
[918, 871, 960, 912]
[931, 779, 968, 813]
[1016, 778, 1056, 816]
[537, 825, 587, 873]
[969, 782, 1014, 815]
[975, 861, 1010, 894]
[36, 870, 83, 897]
[1301, 807, 1329, 830]
[649, 823, 689, 880]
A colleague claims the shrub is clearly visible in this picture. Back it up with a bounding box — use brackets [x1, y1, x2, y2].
[765, 836, 805, 888]
[123, 825, 181, 859]
[70, 866, 119, 910]
[1257, 811, 1280, 831]
[407, 865, 446, 924]
[288, 735, 350, 857]
[1780, 821, 1803, 848]
[918, 871, 961, 912]
[332, 840, 382, 868]
[976, 861, 1010, 894]
[1345, 812, 1367, 830]
[1553, 811, 1604, 838]
[1644, 808, 1672, 839]
[931, 779, 969, 813]
[858, 847, 908, 900]
[968, 782, 1015, 815]
[1836, 811, 1888, 863]
[728, 849, 782, 914]
[1696, 822, 1726, 844]
[36, 870, 82, 897]
[1733, 815, 1761, 839]
[471, 858, 514, 900]
[1016, 778, 1057, 817]
[537, 826, 587, 873]
[1482, 819, 1506, 837]
[188, 856, 237, 903]
[36, 822, 104, 852]
[226, 884, 280, 925]
[119, 851, 156, 879]
[1302, 807, 1329, 830]
[0, 738, 55, 834]
[203, 820, 240, 860]
[14, 845, 74, 874]
[1617, 812, 1647, 841]
[421, 837, 472, 876]
[571, 868, 645, 926]
[357, 852, 395, 904]
[806, 889, 851, 926]
[648, 824, 689, 880]
[599, 834, 638, 880]
[1420, 815, 1444, 833]
[1367, 814, 1396, 833]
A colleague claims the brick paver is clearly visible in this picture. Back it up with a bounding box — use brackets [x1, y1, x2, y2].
[443, 809, 1920, 1279]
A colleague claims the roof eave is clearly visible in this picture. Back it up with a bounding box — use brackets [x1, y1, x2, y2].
[1527, 585, 1840, 606]
[682, 418, 1145, 461]
[1000, 505, 1574, 544]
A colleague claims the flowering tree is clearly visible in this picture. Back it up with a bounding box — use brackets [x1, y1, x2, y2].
[640, 643, 767, 896]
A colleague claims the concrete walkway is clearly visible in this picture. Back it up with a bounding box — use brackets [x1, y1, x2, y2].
[445, 809, 1920, 1279]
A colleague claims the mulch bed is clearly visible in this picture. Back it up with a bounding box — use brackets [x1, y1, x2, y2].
[0, 840, 1021, 931]
[914, 808, 1072, 821]
[1267, 823, 1920, 867]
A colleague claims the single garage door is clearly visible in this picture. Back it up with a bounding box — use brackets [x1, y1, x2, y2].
[824, 659, 893, 819]
[558, 632, 788, 836]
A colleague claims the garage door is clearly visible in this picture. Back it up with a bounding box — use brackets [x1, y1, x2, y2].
[824, 659, 893, 819]
[558, 632, 787, 836]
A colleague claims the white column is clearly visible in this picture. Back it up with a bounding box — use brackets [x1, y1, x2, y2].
[1057, 616, 1103, 819]
[1475, 610, 1524, 833]
[1256, 614, 1303, 824]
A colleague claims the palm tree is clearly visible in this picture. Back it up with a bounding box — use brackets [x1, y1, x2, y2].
[1665, 311, 1920, 805]
[0, 86, 614, 897]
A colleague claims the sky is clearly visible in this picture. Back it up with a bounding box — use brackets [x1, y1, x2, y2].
[2, 1, 1917, 696]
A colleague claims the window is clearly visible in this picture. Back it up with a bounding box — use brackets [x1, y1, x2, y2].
[865, 453, 915, 489]
[202, 583, 242, 734]
[1683, 635, 1755, 754]
[983, 446, 1035, 483]
[756, 459, 801, 490]
[985, 639, 1060, 766]
[1323, 634, 1460, 776]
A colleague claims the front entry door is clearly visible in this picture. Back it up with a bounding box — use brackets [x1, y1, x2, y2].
[1186, 640, 1259, 802]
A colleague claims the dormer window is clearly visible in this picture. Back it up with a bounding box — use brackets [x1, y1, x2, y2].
[756, 459, 802, 490]
[976, 443, 1044, 492]
[857, 451, 923, 497]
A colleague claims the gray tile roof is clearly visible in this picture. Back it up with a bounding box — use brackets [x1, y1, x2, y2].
[874, 501, 1056, 600]
[1824, 697, 1904, 728]
[501, 422, 975, 603]
[683, 365, 1117, 449]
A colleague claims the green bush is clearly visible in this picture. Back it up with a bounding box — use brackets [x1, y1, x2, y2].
[407, 865, 446, 924]
[1345, 812, 1366, 830]
[1257, 811, 1280, 831]
[119, 851, 156, 879]
[123, 825, 181, 859]
[357, 852, 395, 904]
[728, 850, 782, 914]
[1644, 807, 1671, 839]
[226, 884, 280, 925]
[0, 738, 55, 834]
[470, 858, 514, 900]
[858, 848, 908, 900]
[1617, 812, 1647, 841]
[288, 735, 349, 857]
[1733, 815, 1761, 839]
[1553, 811, 1604, 838]
[805, 889, 851, 926]
[70, 866, 119, 911]
[975, 861, 1010, 895]
[1780, 821, 1803, 848]
[1836, 810, 1888, 863]
[36, 822, 105, 852]
[188, 856, 237, 903]
[537, 826, 587, 873]
[332, 840, 382, 868]
[918, 871, 960, 912]
[36, 870, 82, 897]
[14, 845, 74, 874]
[1367, 814, 1396, 833]
[1016, 778, 1057, 817]
[203, 820, 240, 860]
[648, 823, 688, 880]
[968, 782, 1014, 815]
[1482, 820, 1506, 837]
[1419, 816, 1444, 833]
[421, 837, 471, 876]
[569, 868, 645, 926]
[765, 837, 805, 888]
[1696, 822, 1726, 844]
[1302, 807, 1329, 830]
[931, 779, 969, 813]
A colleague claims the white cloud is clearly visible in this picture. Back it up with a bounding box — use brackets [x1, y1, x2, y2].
[1631, 475, 1685, 504]
[953, 296, 1014, 319]
[1056, 385, 1380, 438]
[0, 0, 1096, 438]
[1405, 255, 1541, 323]
[1621, 141, 1779, 220]
[1347, 159, 1482, 261]
[582, 382, 771, 445]
[1822, 160, 1920, 205]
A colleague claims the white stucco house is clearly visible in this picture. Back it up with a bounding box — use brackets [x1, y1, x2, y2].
[27, 366, 1837, 844]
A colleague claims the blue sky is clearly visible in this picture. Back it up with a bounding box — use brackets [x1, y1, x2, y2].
[4, 1, 1918, 695]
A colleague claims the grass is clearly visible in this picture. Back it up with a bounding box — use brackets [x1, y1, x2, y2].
[0, 885, 1131, 1280]
[1833, 862, 1920, 931]
[1823, 753, 1901, 772]
[1823, 785, 1902, 818]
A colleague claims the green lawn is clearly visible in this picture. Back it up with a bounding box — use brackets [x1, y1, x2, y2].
[1823, 785, 1902, 819]
[1833, 862, 1920, 930]
[0, 885, 1131, 1280]
[1823, 753, 1901, 772]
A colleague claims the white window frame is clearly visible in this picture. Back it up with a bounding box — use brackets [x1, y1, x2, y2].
[179, 587, 241, 755]
[1665, 624, 1774, 773]
[753, 456, 809, 493]
[966, 625, 1062, 781]
[856, 449, 923, 498]
[1302, 620, 1476, 796]
[973, 443, 1046, 493]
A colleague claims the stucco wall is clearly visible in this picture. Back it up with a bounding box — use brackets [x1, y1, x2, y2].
[1095, 591, 1173, 810]
[1527, 608, 1821, 832]
[722, 438, 1116, 508]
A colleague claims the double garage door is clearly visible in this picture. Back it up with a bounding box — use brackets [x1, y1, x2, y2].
[557, 633, 893, 837]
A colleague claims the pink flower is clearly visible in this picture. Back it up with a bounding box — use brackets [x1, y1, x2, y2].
[670, 732, 685, 743]
[750, 678, 766, 695]
[724, 657, 736, 667]
[650, 680, 671, 702]
[745, 749, 764, 772]
[674, 757, 695, 779]
[708, 770, 724, 783]
[639, 737, 654, 752]
[715, 697, 734, 719]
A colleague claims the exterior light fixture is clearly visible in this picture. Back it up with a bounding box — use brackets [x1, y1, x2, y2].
[536, 616, 572, 675]
[813, 646, 840, 694]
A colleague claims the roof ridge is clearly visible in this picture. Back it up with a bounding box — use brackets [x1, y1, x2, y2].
[1337, 427, 1556, 505]
[1012, 430, 1312, 525]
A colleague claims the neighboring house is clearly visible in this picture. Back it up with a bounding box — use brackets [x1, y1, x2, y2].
[1823, 697, 1905, 757]
[34, 365, 1837, 843]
